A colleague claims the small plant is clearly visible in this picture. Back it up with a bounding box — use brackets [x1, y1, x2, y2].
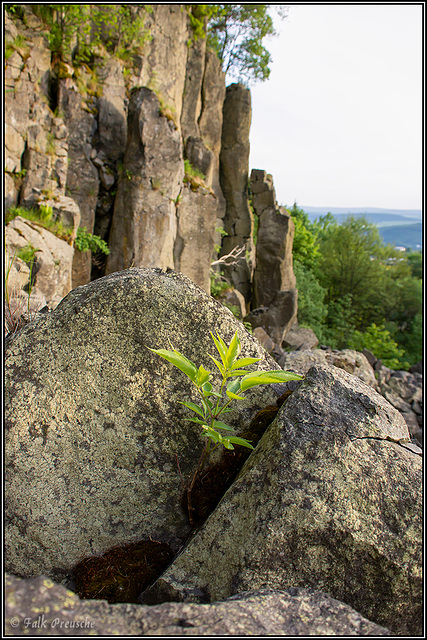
[210, 271, 230, 298]
[150, 330, 302, 524]
[74, 228, 110, 256]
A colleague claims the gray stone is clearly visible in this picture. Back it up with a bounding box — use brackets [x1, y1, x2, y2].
[282, 325, 319, 351]
[219, 84, 253, 301]
[144, 364, 421, 636]
[105, 88, 183, 274]
[5, 268, 286, 583]
[245, 289, 298, 346]
[5, 574, 389, 636]
[180, 36, 206, 140]
[5, 217, 74, 308]
[173, 185, 218, 292]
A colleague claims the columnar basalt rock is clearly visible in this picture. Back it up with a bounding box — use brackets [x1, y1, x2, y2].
[246, 169, 298, 344]
[219, 84, 254, 302]
[105, 88, 184, 273]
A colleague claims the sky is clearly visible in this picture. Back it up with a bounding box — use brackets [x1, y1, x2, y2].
[248, 3, 423, 211]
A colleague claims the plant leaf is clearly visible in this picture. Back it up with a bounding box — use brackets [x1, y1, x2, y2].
[196, 365, 211, 388]
[226, 390, 245, 400]
[178, 400, 205, 418]
[225, 330, 241, 368]
[149, 348, 198, 383]
[210, 332, 227, 368]
[240, 369, 303, 391]
[207, 353, 225, 377]
[212, 420, 235, 432]
[230, 357, 262, 369]
[227, 436, 255, 450]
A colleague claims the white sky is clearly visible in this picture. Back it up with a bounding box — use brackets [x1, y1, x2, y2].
[249, 3, 423, 210]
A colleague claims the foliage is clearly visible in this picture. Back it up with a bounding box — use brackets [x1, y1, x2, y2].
[4, 247, 38, 335]
[348, 323, 407, 370]
[149, 330, 302, 524]
[184, 159, 208, 191]
[28, 5, 151, 64]
[293, 261, 327, 340]
[74, 228, 110, 255]
[289, 203, 319, 269]
[406, 250, 422, 279]
[5, 205, 73, 242]
[205, 5, 286, 84]
[16, 243, 38, 265]
[210, 272, 230, 298]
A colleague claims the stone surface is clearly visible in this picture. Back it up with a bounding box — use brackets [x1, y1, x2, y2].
[144, 364, 422, 636]
[173, 185, 218, 292]
[5, 217, 74, 308]
[5, 574, 390, 636]
[282, 325, 319, 351]
[59, 81, 99, 288]
[5, 268, 287, 583]
[106, 88, 183, 274]
[219, 84, 253, 301]
[245, 289, 298, 346]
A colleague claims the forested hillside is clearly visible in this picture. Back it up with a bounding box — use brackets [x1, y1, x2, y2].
[289, 205, 422, 368]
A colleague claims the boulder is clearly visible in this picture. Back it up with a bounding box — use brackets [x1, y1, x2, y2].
[143, 364, 422, 636]
[5, 216, 74, 308]
[5, 574, 389, 636]
[5, 268, 287, 584]
[245, 289, 298, 346]
[282, 325, 319, 351]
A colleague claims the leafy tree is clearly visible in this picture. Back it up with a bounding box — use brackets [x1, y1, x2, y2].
[289, 202, 319, 269]
[293, 261, 327, 340]
[406, 250, 422, 279]
[348, 323, 406, 370]
[205, 4, 287, 84]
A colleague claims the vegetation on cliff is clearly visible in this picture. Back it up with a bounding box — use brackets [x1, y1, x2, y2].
[290, 205, 422, 368]
[6, 4, 283, 84]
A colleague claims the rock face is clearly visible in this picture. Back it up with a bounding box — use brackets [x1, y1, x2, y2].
[5, 216, 75, 309]
[247, 169, 298, 344]
[4, 6, 229, 295]
[219, 84, 254, 301]
[143, 364, 422, 636]
[105, 88, 183, 274]
[5, 268, 286, 584]
[5, 574, 390, 636]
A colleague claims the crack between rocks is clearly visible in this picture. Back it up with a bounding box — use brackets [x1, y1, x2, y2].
[347, 434, 422, 456]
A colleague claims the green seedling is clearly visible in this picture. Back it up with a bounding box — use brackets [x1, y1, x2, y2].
[150, 330, 303, 524]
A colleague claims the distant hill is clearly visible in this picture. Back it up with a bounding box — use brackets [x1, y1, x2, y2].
[378, 223, 422, 250]
[300, 207, 423, 250]
[302, 206, 422, 221]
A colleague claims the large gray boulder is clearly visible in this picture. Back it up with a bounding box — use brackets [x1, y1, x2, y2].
[5, 268, 286, 584]
[143, 364, 422, 636]
[5, 574, 389, 636]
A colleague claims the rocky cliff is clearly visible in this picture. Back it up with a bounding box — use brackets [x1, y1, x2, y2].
[4, 4, 297, 345]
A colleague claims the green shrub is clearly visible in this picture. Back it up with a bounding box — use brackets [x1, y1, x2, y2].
[74, 228, 110, 255]
[348, 323, 406, 370]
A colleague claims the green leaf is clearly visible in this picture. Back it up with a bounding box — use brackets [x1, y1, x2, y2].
[210, 332, 228, 369]
[227, 378, 241, 393]
[225, 330, 241, 368]
[227, 369, 251, 377]
[240, 370, 303, 392]
[222, 439, 235, 450]
[230, 357, 262, 369]
[185, 417, 208, 425]
[203, 426, 222, 444]
[207, 353, 225, 377]
[227, 436, 255, 450]
[226, 390, 245, 401]
[201, 381, 213, 395]
[196, 365, 212, 388]
[178, 400, 205, 418]
[212, 420, 235, 432]
[149, 348, 198, 383]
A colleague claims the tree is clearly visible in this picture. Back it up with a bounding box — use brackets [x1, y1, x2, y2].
[289, 202, 319, 269]
[205, 5, 287, 84]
